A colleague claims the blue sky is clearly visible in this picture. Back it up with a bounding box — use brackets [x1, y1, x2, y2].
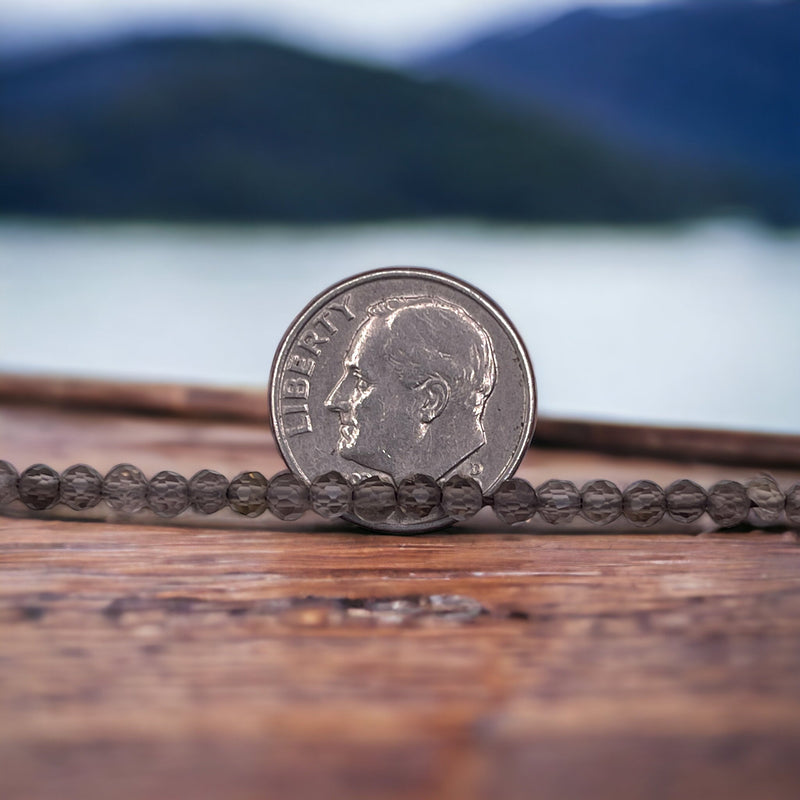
[0, 0, 665, 60]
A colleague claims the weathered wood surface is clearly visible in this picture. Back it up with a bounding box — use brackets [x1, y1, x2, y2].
[2, 395, 800, 800]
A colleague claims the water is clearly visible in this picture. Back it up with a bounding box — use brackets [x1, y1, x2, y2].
[1, 219, 798, 433]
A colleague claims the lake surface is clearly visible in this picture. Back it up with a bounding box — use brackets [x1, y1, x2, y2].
[1, 219, 798, 433]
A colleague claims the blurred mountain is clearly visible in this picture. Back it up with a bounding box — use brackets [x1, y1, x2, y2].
[0, 32, 793, 224]
[418, 1, 800, 222]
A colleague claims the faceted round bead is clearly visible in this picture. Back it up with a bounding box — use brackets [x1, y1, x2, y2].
[580, 479, 622, 525]
[309, 471, 352, 518]
[785, 483, 800, 528]
[493, 478, 537, 525]
[536, 479, 581, 524]
[706, 480, 749, 528]
[397, 474, 441, 520]
[747, 475, 784, 526]
[103, 464, 148, 513]
[60, 464, 103, 510]
[352, 476, 396, 523]
[267, 471, 309, 521]
[227, 471, 269, 517]
[440, 474, 483, 521]
[189, 469, 229, 514]
[147, 470, 190, 517]
[665, 479, 707, 524]
[622, 480, 665, 527]
[18, 464, 60, 510]
[0, 460, 19, 505]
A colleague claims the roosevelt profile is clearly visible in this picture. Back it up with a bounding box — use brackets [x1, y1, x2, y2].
[324, 295, 497, 481]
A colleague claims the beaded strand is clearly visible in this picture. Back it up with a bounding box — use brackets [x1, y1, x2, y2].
[0, 459, 798, 529]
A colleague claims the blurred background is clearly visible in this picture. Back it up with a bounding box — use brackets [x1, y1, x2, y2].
[1, 0, 798, 433]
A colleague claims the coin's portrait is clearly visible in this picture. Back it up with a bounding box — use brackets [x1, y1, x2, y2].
[325, 295, 497, 481]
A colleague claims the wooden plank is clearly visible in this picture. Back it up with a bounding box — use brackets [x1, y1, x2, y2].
[1, 401, 800, 800]
[2, 373, 799, 467]
[537, 417, 800, 469]
[0, 372, 268, 423]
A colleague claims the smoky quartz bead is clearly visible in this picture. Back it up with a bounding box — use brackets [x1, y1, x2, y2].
[0, 460, 19, 505]
[536, 479, 581, 524]
[18, 463, 60, 510]
[493, 478, 537, 525]
[189, 469, 229, 514]
[352, 476, 396, 523]
[397, 474, 441, 519]
[665, 479, 707, 523]
[103, 464, 148, 512]
[580, 479, 622, 525]
[622, 480, 665, 527]
[747, 475, 784, 526]
[785, 483, 800, 528]
[440, 475, 483, 521]
[227, 471, 269, 517]
[60, 464, 103, 510]
[706, 480, 749, 528]
[147, 470, 190, 517]
[267, 471, 309, 521]
[309, 471, 352, 518]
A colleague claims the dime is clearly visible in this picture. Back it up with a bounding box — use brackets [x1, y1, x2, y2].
[269, 267, 536, 531]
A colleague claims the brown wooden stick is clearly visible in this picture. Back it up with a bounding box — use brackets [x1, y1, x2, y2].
[2, 372, 798, 468]
[0, 372, 267, 423]
[535, 418, 800, 469]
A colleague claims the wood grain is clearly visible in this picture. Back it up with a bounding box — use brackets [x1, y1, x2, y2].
[2, 398, 800, 800]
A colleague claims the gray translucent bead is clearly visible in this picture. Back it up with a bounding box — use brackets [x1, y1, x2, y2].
[747, 475, 784, 526]
[19, 463, 60, 510]
[397, 474, 441, 519]
[441, 474, 483, 521]
[537, 479, 581, 524]
[706, 480, 749, 527]
[147, 470, 190, 517]
[267, 471, 309, 521]
[580, 479, 622, 525]
[0, 460, 19, 505]
[103, 464, 148, 513]
[352, 476, 396, 523]
[665, 479, 707, 523]
[309, 471, 352, 518]
[189, 469, 229, 515]
[60, 464, 103, 510]
[622, 480, 665, 527]
[227, 471, 269, 517]
[493, 478, 537, 525]
[785, 484, 800, 528]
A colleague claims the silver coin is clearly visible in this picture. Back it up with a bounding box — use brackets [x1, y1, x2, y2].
[269, 267, 536, 531]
